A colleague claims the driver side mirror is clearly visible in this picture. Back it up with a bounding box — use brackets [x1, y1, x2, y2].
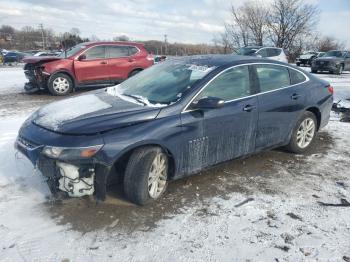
[77, 54, 86, 61]
[191, 97, 225, 110]
[254, 53, 262, 58]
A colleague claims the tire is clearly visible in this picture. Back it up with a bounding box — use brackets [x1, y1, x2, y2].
[48, 73, 73, 96]
[311, 69, 317, 74]
[336, 65, 344, 75]
[124, 146, 168, 205]
[286, 111, 317, 154]
[128, 69, 142, 78]
[296, 62, 300, 66]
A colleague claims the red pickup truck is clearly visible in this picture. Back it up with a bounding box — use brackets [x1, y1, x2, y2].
[23, 41, 154, 95]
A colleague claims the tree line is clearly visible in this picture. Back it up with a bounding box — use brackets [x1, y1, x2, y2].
[218, 0, 345, 61]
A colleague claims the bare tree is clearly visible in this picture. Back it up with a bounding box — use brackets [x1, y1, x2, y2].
[267, 0, 319, 50]
[314, 36, 345, 52]
[241, 1, 269, 46]
[224, 1, 269, 48]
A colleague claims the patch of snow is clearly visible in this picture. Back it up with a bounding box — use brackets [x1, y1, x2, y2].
[34, 94, 111, 130]
[0, 67, 26, 94]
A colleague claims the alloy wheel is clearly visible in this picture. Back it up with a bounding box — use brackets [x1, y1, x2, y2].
[148, 153, 167, 199]
[296, 118, 315, 149]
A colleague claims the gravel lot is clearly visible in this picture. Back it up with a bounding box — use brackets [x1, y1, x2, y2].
[0, 66, 350, 261]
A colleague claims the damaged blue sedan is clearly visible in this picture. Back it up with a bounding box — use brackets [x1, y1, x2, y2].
[15, 55, 333, 205]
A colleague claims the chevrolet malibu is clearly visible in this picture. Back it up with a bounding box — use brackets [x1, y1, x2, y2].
[15, 55, 333, 205]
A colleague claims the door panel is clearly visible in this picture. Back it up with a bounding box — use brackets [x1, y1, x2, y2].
[180, 65, 258, 174]
[106, 45, 134, 80]
[254, 64, 306, 149]
[74, 45, 110, 83]
[181, 97, 258, 174]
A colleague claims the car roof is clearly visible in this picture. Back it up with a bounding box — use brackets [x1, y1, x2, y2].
[82, 41, 144, 47]
[169, 54, 283, 67]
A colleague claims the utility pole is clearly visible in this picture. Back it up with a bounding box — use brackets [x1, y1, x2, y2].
[38, 23, 45, 50]
[164, 34, 168, 55]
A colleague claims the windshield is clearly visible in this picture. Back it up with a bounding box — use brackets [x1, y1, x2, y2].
[58, 43, 86, 58]
[237, 47, 258, 56]
[107, 60, 216, 106]
[323, 51, 344, 58]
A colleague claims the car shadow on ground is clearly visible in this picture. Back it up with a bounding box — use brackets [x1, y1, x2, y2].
[42, 131, 334, 234]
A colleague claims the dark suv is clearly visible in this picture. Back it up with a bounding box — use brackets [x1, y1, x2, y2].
[311, 50, 350, 75]
[22, 42, 154, 95]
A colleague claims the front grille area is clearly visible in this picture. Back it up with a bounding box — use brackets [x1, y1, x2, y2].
[316, 61, 329, 66]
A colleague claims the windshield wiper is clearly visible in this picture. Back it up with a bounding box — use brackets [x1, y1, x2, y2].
[122, 94, 147, 106]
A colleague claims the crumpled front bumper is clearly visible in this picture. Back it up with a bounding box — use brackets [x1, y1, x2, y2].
[15, 136, 111, 201]
[23, 69, 49, 93]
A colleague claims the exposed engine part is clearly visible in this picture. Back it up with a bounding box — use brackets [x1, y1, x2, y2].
[57, 162, 95, 197]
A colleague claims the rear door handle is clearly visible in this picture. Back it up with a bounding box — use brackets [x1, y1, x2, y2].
[291, 93, 301, 100]
[243, 105, 256, 112]
[100, 61, 107, 64]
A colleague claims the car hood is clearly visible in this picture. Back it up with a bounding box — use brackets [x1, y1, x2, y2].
[299, 54, 314, 59]
[31, 91, 161, 135]
[22, 56, 62, 64]
[315, 57, 344, 62]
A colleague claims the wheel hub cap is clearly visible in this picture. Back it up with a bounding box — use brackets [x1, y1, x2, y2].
[148, 153, 167, 199]
[53, 77, 69, 93]
[296, 118, 315, 148]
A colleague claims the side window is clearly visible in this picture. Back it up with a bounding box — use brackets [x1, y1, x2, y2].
[84, 46, 105, 60]
[195, 66, 251, 102]
[107, 46, 130, 58]
[257, 48, 268, 57]
[256, 64, 290, 92]
[129, 46, 139, 56]
[289, 69, 306, 85]
[267, 48, 281, 57]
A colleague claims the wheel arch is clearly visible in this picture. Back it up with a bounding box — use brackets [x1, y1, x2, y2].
[108, 142, 176, 183]
[48, 70, 76, 88]
[128, 68, 144, 77]
[305, 106, 321, 130]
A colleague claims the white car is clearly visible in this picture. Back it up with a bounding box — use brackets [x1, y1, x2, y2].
[236, 46, 288, 63]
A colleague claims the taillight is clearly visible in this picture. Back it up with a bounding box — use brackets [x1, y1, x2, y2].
[327, 85, 334, 94]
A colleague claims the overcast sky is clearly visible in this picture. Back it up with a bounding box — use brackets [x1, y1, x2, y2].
[0, 0, 349, 47]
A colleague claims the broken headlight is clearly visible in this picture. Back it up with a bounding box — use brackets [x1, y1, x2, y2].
[42, 145, 103, 160]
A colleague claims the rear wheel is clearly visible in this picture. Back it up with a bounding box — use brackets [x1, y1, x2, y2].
[124, 147, 168, 205]
[48, 73, 73, 96]
[286, 111, 317, 154]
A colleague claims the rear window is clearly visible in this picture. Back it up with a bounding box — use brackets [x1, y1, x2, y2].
[107, 45, 130, 58]
[267, 48, 281, 57]
[289, 68, 306, 84]
[256, 64, 290, 92]
[129, 46, 139, 56]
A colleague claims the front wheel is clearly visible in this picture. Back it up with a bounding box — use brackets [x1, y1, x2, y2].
[336, 65, 343, 75]
[286, 111, 317, 154]
[48, 73, 73, 96]
[124, 147, 168, 205]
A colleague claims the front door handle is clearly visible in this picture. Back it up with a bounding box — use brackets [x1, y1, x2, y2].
[243, 105, 256, 112]
[100, 61, 107, 64]
[291, 93, 301, 100]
